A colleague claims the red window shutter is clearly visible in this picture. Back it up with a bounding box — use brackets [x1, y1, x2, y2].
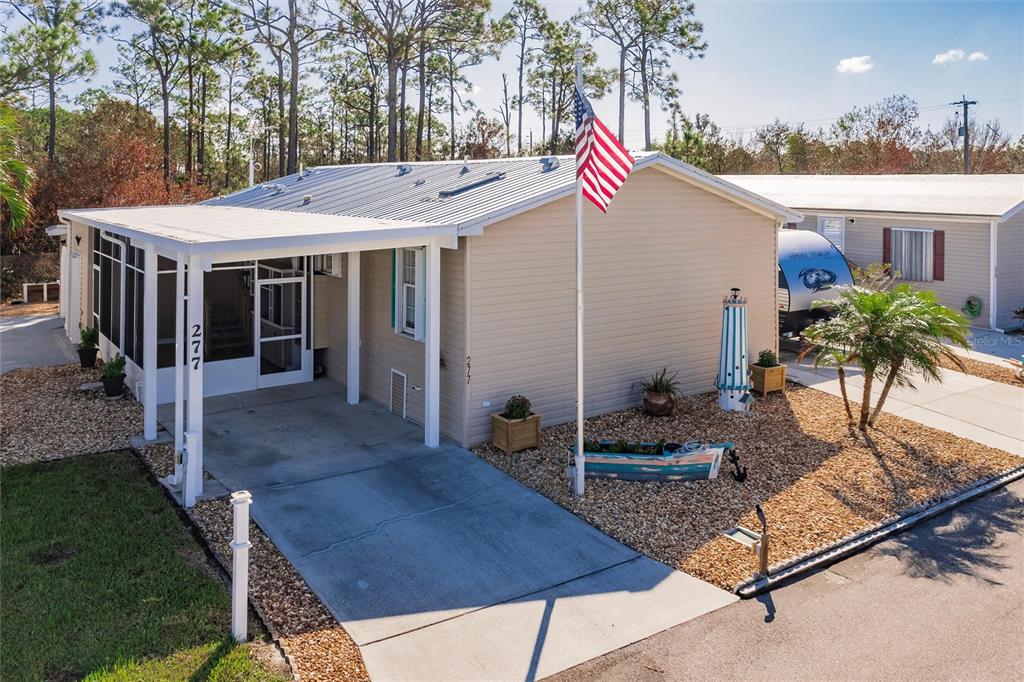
[933, 230, 945, 281]
[882, 227, 891, 267]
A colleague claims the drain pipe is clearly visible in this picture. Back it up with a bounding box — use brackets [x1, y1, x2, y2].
[231, 490, 253, 642]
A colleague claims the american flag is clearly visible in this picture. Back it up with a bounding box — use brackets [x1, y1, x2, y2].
[574, 83, 635, 213]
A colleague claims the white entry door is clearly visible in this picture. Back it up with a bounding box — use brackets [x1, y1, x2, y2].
[817, 216, 845, 252]
[255, 258, 312, 388]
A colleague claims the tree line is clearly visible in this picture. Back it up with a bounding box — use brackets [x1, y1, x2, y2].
[2, 0, 1022, 253]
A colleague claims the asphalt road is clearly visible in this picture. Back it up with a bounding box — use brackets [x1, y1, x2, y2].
[551, 478, 1024, 682]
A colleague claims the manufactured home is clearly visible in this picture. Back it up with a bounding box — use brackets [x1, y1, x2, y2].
[52, 153, 798, 502]
[724, 174, 1024, 331]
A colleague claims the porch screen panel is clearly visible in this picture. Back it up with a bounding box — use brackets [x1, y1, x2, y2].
[205, 267, 255, 362]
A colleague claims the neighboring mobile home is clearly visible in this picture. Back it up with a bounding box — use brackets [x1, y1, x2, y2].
[52, 153, 798, 502]
[724, 174, 1024, 331]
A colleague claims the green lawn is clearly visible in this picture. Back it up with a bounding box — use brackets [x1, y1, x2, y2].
[1, 451, 284, 681]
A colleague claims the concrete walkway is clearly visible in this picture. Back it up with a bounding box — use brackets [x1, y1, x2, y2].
[158, 381, 737, 681]
[552, 478, 1024, 682]
[0, 313, 77, 374]
[962, 327, 1024, 363]
[784, 354, 1024, 456]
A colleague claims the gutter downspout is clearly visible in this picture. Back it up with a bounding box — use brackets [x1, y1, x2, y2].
[989, 220, 1004, 332]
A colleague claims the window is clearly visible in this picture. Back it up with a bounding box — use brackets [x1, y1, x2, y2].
[890, 228, 934, 282]
[394, 247, 425, 340]
[817, 215, 845, 252]
[313, 253, 342, 277]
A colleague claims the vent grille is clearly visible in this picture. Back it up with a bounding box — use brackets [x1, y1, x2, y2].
[390, 370, 408, 419]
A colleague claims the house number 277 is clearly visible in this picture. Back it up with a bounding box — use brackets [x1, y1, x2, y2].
[191, 324, 203, 370]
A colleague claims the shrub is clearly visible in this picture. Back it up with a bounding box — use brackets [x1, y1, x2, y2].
[503, 395, 531, 420]
[78, 326, 98, 350]
[756, 349, 779, 367]
[101, 354, 126, 379]
[641, 367, 679, 395]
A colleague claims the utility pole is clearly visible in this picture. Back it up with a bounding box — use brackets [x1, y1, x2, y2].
[950, 95, 977, 174]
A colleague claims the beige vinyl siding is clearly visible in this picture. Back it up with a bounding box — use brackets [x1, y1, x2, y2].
[997, 214, 1024, 329]
[795, 212, 993, 328]
[313, 274, 332, 349]
[464, 166, 778, 446]
[322, 247, 467, 444]
[68, 220, 93, 330]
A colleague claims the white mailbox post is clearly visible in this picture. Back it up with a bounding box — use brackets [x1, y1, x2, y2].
[230, 490, 253, 643]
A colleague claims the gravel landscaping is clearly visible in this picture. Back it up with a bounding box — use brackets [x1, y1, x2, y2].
[939, 354, 1023, 387]
[1, 364, 143, 467]
[136, 443, 369, 682]
[473, 383, 1021, 591]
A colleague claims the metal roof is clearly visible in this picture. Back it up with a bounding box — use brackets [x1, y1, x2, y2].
[58, 205, 456, 256]
[205, 152, 802, 230]
[722, 174, 1024, 221]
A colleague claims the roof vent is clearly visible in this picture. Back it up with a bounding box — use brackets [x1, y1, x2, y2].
[438, 171, 505, 198]
[273, 184, 287, 195]
[413, 178, 426, 186]
[540, 156, 560, 172]
[302, 194, 312, 205]
[460, 156, 470, 175]
[397, 164, 412, 176]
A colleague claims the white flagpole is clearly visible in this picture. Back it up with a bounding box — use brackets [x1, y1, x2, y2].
[573, 48, 586, 497]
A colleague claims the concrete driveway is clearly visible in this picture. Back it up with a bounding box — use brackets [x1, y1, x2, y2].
[0, 313, 77, 374]
[159, 380, 736, 680]
[785, 354, 1024, 455]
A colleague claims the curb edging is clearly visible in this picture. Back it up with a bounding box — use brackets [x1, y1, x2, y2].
[735, 464, 1024, 598]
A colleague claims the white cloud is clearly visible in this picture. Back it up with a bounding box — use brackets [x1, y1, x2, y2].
[933, 48, 966, 65]
[967, 51, 989, 62]
[836, 55, 874, 74]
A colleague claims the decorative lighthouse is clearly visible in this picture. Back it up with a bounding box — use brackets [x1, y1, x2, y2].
[716, 288, 753, 412]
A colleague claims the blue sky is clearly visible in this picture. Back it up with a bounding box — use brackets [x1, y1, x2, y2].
[12, 0, 1023, 151]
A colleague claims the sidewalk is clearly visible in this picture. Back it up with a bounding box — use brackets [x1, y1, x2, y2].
[0, 313, 77, 374]
[784, 354, 1023, 456]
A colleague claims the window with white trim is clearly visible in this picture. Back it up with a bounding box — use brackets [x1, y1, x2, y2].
[394, 247, 425, 340]
[891, 228, 934, 282]
[817, 215, 845, 252]
[313, 253, 342, 277]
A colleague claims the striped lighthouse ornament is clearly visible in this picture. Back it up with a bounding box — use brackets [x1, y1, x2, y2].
[716, 288, 753, 412]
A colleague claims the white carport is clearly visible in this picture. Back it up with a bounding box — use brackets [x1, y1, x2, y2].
[58, 205, 458, 507]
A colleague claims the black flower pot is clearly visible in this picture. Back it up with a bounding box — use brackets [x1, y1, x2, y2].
[102, 374, 126, 398]
[78, 347, 98, 368]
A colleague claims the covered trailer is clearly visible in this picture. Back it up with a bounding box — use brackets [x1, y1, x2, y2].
[777, 229, 854, 334]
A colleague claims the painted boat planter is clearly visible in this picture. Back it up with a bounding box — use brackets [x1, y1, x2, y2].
[567, 440, 730, 482]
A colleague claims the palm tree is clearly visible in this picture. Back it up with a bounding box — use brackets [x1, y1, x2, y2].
[866, 286, 970, 426]
[0, 105, 33, 235]
[802, 285, 969, 431]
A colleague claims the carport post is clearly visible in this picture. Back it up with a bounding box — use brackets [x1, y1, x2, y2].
[347, 251, 360, 405]
[172, 253, 186, 485]
[230, 490, 252, 643]
[424, 241, 441, 448]
[183, 253, 204, 507]
[143, 244, 158, 441]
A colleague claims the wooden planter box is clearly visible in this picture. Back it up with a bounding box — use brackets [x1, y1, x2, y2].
[491, 413, 542, 454]
[751, 364, 786, 396]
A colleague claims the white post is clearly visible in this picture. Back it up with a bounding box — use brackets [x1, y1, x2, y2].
[572, 49, 586, 497]
[989, 220, 999, 331]
[347, 251, 361, 405]
[424, 241, 441, 448]
[22, 283, 27, 303]
[172, 254, 186, 485]
[230, 490, 252, 643]
[183, 253, 204, 507]
[59, 241, 68, 319]
[143, 245, 158, 440]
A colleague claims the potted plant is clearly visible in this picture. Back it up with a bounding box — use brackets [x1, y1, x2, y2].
[491, 395, 541, 454]
[640, 367, 679, 417]
[100, 354, 127, 398]
[751, 348, 786, 396]
[77, 326, 99, 368]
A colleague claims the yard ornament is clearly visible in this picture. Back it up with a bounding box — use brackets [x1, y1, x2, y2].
[716, 288, 753, 412]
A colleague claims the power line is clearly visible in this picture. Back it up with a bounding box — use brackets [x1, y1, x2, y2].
[950, 95, 977, 174]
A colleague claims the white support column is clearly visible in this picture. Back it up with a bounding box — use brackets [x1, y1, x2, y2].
[143, 244, 158, 440]
[172, 253, 186, 485]
[230, 490, 252, 643]
[183, 253, 205, 507]
[347, 251, 361, 405]
[424, 241, 441, 448]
